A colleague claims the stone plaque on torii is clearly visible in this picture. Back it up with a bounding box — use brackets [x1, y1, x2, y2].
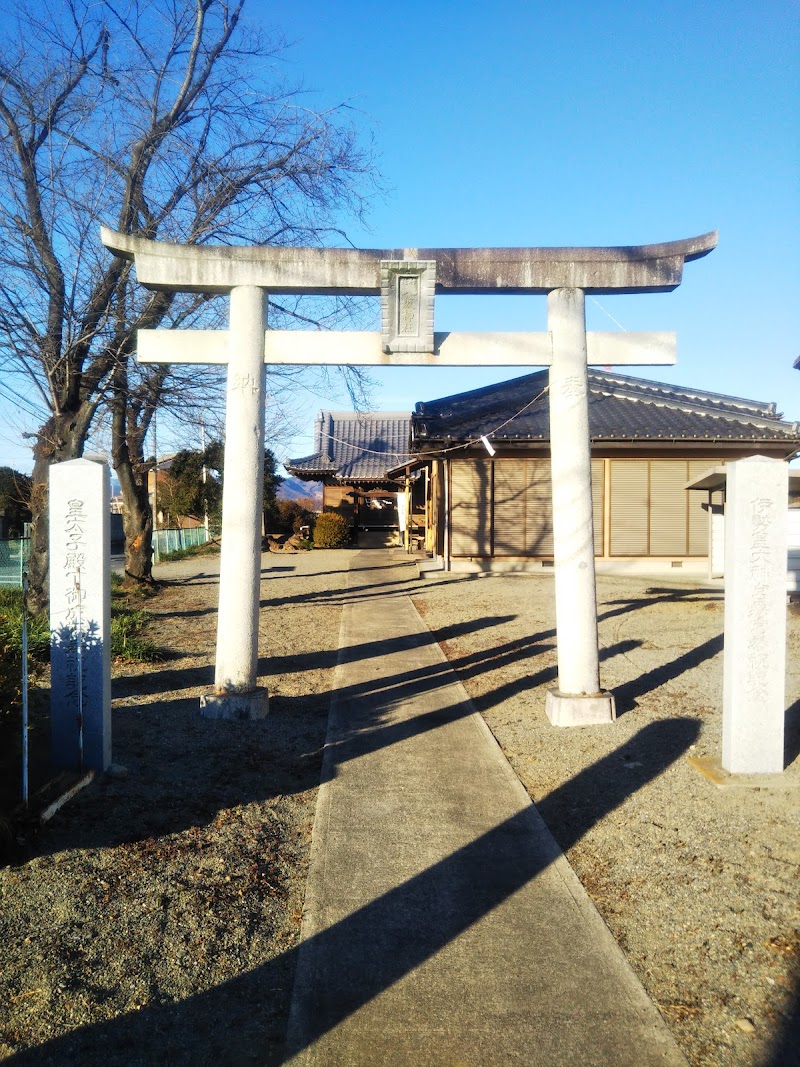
[101, 227, 716, 725]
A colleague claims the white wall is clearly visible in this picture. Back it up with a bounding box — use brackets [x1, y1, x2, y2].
[712, 506, 800, 589]
[788, 508, 800, 591]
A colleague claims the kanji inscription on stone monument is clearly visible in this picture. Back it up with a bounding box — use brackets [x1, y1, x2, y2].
[722, 456, 788, 773]
[49, 458, 112, 769]
[381, 259, 436, 354]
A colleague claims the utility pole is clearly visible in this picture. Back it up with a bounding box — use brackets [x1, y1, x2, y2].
[201, 422, 209, 538]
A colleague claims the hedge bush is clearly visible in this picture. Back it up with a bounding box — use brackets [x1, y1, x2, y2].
[276, 499, 317, 535]
[313, 512, 351, 549]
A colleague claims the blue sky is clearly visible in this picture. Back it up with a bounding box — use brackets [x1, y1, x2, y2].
[1, 0, 797, 472]
[255, 0, 799, 469]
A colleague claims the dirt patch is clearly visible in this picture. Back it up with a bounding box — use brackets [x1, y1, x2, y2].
[1, 555, 798, 1066]
[0, 550, 356, 1065]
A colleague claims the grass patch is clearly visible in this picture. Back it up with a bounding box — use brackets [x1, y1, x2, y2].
[110, 575, 161, 661]
[0, 588, 50, 661]
[110, 607, 161, 663]
[0, 590, 50, 722]
[0, 578, 161, 698]
[158, 539, 220, 562]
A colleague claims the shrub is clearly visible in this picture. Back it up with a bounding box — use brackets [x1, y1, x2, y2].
[313, 512, 351, 549]
[276, 499, 317, 535]
[0, 590, 49, 720]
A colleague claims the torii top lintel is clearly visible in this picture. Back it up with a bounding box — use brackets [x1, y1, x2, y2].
[100, 227, 717, 297]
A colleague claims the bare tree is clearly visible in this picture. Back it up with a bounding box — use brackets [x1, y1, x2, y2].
[0, 0, 377, 610]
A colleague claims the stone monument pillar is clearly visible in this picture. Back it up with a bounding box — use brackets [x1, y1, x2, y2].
[722, 455, 788, 773]
[545, 288, 615, 726]
[49, 459, 112, 771]
[200, 285, 269, 720]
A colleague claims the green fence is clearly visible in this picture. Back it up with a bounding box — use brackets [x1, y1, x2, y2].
[154, 526, 217, 558]
[0, 528, 216, 586]
[0, 538, 31, 587]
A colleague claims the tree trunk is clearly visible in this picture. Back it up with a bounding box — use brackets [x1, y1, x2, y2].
[111, 364, 155, 584]
[116, 452, 154, 581]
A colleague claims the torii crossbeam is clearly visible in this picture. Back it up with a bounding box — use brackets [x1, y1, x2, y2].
[102, 227, 716, 725]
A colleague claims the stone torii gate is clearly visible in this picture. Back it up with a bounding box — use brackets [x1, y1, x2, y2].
[101, 228, 716, 725]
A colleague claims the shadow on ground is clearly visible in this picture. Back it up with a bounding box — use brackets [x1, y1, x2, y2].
[765, 976, 800, 1067]
[785, 698, 800, 766]
[8, 719, 700, 1066]
[6, 559, 794, 1066]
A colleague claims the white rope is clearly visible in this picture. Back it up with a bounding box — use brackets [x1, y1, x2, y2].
[588, 295, 628, 332]
[315, 430, 412, 461]
[423, 384, 550, 456]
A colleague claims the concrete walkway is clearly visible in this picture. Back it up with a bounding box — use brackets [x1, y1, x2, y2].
[284, 551, 687, 1066]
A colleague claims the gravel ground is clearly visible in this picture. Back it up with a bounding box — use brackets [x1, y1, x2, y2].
[413, 567, 800, 1067]
[1, 549, 798, 1066]
[0, 549, 357, 1065]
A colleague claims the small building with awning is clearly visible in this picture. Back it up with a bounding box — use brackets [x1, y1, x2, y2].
[685, 465, 800, 584]
[286, 410, 413, 546]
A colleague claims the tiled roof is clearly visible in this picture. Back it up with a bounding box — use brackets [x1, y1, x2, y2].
[411, 370, 800, 446]
[287, 411, 412, 483]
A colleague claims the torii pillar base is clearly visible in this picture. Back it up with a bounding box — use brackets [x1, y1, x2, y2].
[546, 689, 616, 728]
[200, 687, 269, 722]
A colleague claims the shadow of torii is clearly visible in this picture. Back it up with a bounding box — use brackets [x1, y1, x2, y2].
[8, 718, 699, 1066]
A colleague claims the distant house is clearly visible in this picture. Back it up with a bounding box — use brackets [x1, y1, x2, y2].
[146, 454, 205, 530]
[403, 369, 800, 574]
[286, 411, 412, 546]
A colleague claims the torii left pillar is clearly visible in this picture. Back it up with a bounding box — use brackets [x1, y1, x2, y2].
[198, 286, 268, 719]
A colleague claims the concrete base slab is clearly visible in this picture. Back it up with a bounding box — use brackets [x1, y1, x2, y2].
[546, 687, 617, 727]
[446, 557, 714, 578]
[417, 557, 445, 576]
[688, 754, 796, 790]
[199, 687, 268, 721]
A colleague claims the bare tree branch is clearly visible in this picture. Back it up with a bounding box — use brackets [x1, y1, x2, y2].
[0, 0, 380, 606]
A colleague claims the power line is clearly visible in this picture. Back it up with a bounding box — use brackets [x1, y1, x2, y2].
[311, 385, 551, 462]
[0, 380, 46, 421]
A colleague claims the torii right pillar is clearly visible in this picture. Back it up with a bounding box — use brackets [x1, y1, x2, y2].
[546, 287, 615, 725]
